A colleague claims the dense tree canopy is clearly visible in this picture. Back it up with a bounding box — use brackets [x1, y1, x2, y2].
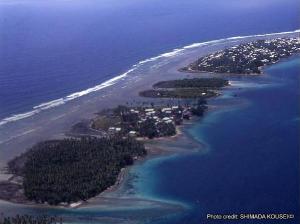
[153, 78, 228, 89]
[9, 137, 146, 205]
[0, 215, 61, 224]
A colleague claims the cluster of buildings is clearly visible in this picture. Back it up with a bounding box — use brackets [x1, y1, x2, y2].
[105, 105, 194, 138]
[191, 37, 300, 74]
[143, 106, 183, 123]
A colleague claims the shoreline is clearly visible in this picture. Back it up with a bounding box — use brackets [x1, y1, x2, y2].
[179, 53, 300, 76]
[0, 31, 299, 214]
[0, 29, 299, 128]
[0, 115, 199, 208]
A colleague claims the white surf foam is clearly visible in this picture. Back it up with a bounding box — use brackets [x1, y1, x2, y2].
[0, 29, 299, 127]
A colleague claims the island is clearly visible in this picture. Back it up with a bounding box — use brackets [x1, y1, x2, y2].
[2, 77, 228, 206]
[92, 104, 204, 139]
[139, 78, 228, 98]
[2, 36, 299, 211]
[180, 37, 300, 74]
[8, 137, 146, 205]
[4, 104, 207, 206]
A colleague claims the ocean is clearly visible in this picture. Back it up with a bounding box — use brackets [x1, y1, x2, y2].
[0, 0, 299, 124]
[144, 56, 300, 224]
[0, 0, 299, 223]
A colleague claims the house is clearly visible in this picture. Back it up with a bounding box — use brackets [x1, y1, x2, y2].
[130, 109, 139, 114]
[161, 108, 172, 112]
[129, 131, 137, 137]
[108, 127, 116, 134]
[108, 127, 121, 134]
[145, 108, 155, 112]
[162, 117, 172, 121]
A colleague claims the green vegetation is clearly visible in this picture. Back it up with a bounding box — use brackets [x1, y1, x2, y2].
[140, 78, 228, 99]
[0, 215, 61, 224]
[139, 88, 217, 98]
[138, 118, 176, 139]
[9, 137, 146, 205]
[92, 105, 179, 139]
[182, 37, 300, 74]
[91, 102, 210, 139]
[91, 115, 121, 131]
[190, 104, 207, 117]
[153, 78, 228, 89]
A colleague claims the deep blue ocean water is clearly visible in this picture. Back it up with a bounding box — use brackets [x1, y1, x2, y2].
[143, 57, 300, 224]
[0, 0, 299, 120]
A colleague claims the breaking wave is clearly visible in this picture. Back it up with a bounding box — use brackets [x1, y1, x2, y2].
[0, 29, 299, 127]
